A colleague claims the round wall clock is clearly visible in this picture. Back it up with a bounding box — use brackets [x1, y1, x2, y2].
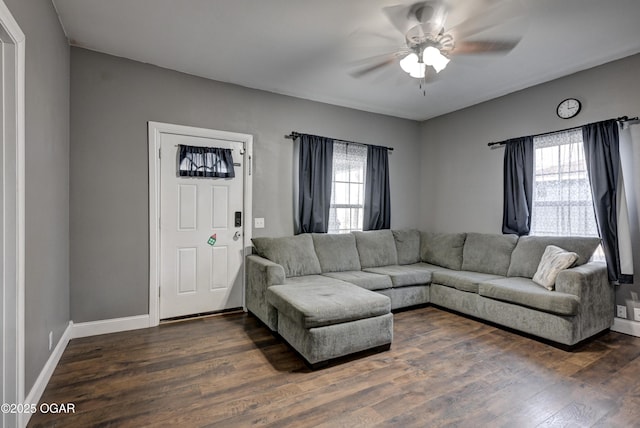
[556, 98, 581, 119]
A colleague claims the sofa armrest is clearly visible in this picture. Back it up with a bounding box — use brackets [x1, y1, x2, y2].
[246, 254, 286, 330]
[556, 262, 614, 334]
[247, 254, 286, 287]
[555, 262, 608, 298]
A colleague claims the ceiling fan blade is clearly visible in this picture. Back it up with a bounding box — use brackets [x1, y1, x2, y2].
[361, 31, 401, 44]
[382, 4, 415, 35]
[350, 50, 408, 66]
[452, 38, 520, 55]
[351, 56, 399, 78]
[348, 28, 402, 47]
[447, 0, 524, 40]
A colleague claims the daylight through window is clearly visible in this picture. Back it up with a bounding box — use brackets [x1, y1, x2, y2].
[328, 142, 367, 233]
[531, 129, 604, 260]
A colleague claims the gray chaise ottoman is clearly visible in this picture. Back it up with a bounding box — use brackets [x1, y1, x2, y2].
[266, 281, 393, 367]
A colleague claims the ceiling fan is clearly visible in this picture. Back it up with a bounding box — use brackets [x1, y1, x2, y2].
[353, 0, 525, 93]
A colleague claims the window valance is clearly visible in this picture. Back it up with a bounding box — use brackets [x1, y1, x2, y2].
[178, 144, 235, 178]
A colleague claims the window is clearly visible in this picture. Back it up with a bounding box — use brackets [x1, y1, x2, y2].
[531, 129, 604, 260]
[328, 142, 367, 233]
[178, 144, 235, 178]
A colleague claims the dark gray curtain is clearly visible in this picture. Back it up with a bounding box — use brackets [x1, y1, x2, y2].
[178, 144, 235, 178]
[297, 134, 334, 234]
[502, 136, 534, 235]
[582, 120, 631, 283]
[364, 145, 391, 230]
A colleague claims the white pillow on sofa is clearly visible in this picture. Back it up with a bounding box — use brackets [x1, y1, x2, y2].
[533, 245, 579, 291]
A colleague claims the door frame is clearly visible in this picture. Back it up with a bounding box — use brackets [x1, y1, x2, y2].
[148, 121, 253, 326]
[0, 1, 25, 427]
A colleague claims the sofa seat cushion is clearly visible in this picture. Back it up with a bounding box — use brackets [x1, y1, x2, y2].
[363, 265, 431, 288]
[322, 271, 392, 291]
[266, 282, 391, 329]
[433, 270, 503, 293]
[312, 233, 361, 272]
[408, 262, 450, 272]
[478, 277, 580, 316]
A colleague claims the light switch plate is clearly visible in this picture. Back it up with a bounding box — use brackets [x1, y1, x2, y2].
[254, 218, 265, 229]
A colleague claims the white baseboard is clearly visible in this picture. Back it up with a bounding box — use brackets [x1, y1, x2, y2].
[611, 317, 640, 337]
[21, 321, 73, 427]
[71, 314, 151, 339]
[19, 315, 151, 427]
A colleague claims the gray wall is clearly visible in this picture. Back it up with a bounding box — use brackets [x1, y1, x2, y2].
[419, 53, 640, 308]
[4, 0, 70, 392]
[70, 47, 421, 323]
[4, 1, 637, 392]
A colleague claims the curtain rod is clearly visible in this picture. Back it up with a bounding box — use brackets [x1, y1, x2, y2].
[488, 116, 639, 147]
[285, 131, 394, 152]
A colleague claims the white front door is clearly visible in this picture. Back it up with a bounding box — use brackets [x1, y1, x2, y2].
[159, 132, 245, 319]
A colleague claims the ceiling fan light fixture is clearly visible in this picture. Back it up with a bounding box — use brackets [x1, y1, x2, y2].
[423, 46, 449, 73]
[399, 53, 426, 78]
[400, 53, 418, 73]
[409, 63, 426, 78]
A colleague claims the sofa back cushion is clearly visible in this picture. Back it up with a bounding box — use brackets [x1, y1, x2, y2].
[353, 230, 398, 268]
[507, 235, 601, 278]
[462, 233, 519, 276]
[312, 233, 361, 272]
[392, 229, 421, 265]
[420, 232, 466, 270]
[252, 234, 322, 277]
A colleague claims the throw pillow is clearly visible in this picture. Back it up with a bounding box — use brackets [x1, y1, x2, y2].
[532, 245, 579, 291]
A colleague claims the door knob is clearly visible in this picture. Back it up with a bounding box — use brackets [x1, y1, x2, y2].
[233, 231, 241, 240]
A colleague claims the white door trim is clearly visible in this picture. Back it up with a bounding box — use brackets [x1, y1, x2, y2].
[0, 1, 25, 427]
[148, 122, 253, 326]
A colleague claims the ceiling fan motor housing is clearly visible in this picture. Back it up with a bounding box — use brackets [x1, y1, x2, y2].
[405, 1, 453, 54]
[405, 27, 454, 56]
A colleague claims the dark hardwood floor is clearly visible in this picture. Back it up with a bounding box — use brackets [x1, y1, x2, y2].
[28, 306, 640, 427]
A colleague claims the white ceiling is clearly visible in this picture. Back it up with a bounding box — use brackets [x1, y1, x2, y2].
[52, 0, 640, 121]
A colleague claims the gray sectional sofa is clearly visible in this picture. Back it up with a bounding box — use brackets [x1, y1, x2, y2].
[246, 230, 614, 366]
